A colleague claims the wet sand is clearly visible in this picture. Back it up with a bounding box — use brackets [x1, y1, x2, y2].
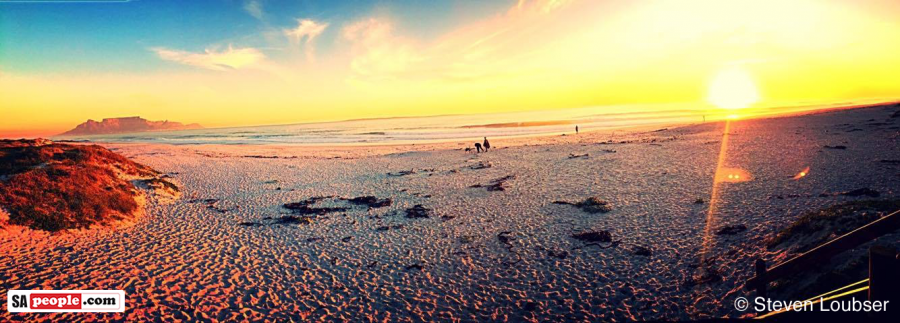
[1, 104, 899, 321]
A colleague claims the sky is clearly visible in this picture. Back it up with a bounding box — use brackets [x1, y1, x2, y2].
[2, 0, 900, 137]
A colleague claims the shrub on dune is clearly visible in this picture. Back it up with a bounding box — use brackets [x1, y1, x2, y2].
[0, 139, 173, 231]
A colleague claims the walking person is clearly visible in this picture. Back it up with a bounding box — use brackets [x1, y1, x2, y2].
[575, 125, 579, 134]
[483, 137, 491, 151]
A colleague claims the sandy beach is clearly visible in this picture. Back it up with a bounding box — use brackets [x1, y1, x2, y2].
[1, 104, 898, 321]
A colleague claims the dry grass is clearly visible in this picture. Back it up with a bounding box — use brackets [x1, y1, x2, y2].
[767, 199, 900, 251]
[0, 139, 159, 231]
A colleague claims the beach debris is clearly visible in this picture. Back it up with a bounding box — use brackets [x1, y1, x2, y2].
[823, 145, 847, 150]
[497, 231, 515, 246]
[237, 221, 262, 227]
[571, 230, 619, 249]
[547, 249, 569, 259]
[633, 245, 652, 257]
[404, 263, 424, 271]
[287, 196, 333, 206]
[190, 198, 240, 213]
[469, 161, 492, 170]
[405, 204, 432, 218]
[470, 175, 515, 191]
[283, 196, 348, 215]
[458, 235, 475, 244]
[387, 170, 415, 177]
[523, 301, 540, 312]
[341, 196, 392, 208]
[693, 198, 705, 205]
[553, 197, 612, 214]
[600, 149, 617, 153]
[283, 203, 348, 215]
[715, 224, 747, 235]
[341, 236, 352, 242]
[275, 215, 314, 225]
[376, 224, 404, 231]
[840, 188, 881, 197]
[440, 215, 456, 221]
[411, 192, 432, 198]
[568, 153, 589, 159]
[243, 155, 298, 159]
[496, 231, 522, 264]
[880, 159, 900, 165]
[572, 230, 612, 243]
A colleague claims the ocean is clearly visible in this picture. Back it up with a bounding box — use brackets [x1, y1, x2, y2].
[54, 102, 856, 145]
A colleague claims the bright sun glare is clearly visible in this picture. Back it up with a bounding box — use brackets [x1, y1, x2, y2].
[707, 67, 760, 110]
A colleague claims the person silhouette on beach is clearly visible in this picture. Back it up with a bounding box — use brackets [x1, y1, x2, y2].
[483, 137, 491, 151]
[576, 125, 579, 134]
[475, 142, 483, 153]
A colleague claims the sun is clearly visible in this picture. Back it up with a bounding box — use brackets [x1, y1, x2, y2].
[707, 66, 760, 110]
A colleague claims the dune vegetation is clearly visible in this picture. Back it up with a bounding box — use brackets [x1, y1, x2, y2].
[0, 139, 174, 231]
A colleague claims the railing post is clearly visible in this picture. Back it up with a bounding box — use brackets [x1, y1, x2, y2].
[869, 246, 898, 319]
[754, 259, 768, 317]
[755, 258, 767, 299]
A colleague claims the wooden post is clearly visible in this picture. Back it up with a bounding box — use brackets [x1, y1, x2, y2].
[869, 246, 898, 319]
[755, 258, 767, 298]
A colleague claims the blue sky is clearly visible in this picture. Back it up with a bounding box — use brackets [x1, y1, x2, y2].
[0, 0, 509, 73]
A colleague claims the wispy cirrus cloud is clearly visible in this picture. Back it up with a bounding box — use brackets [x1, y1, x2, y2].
[152, 46, 265, 71]
[243, 0, 264, 20]
[284, 19, 329, 61]
[340, 0, 575, 83]
[342, 18, 420, 78]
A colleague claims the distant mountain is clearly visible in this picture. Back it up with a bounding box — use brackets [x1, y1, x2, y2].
[60, 117, 203, 136]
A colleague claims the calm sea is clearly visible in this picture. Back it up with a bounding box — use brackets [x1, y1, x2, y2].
[54, 102, 855, 145]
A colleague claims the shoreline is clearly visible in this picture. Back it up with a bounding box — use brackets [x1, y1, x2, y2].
[44, 100, 899, 149]
[83, 102, 896, 162]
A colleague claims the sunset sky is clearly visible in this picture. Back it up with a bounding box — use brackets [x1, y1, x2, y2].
[2, 0, 900, 137]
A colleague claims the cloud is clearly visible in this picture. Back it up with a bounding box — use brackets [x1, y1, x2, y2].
[513, 0, 572, 14]
[339, 0, 575, 82]
[244, 0, 264, 20]
[341, 18, 421, 78]
[284, 19, 329, 61]
[152, 46, 265, 71]
[285, 19, 328, 44]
